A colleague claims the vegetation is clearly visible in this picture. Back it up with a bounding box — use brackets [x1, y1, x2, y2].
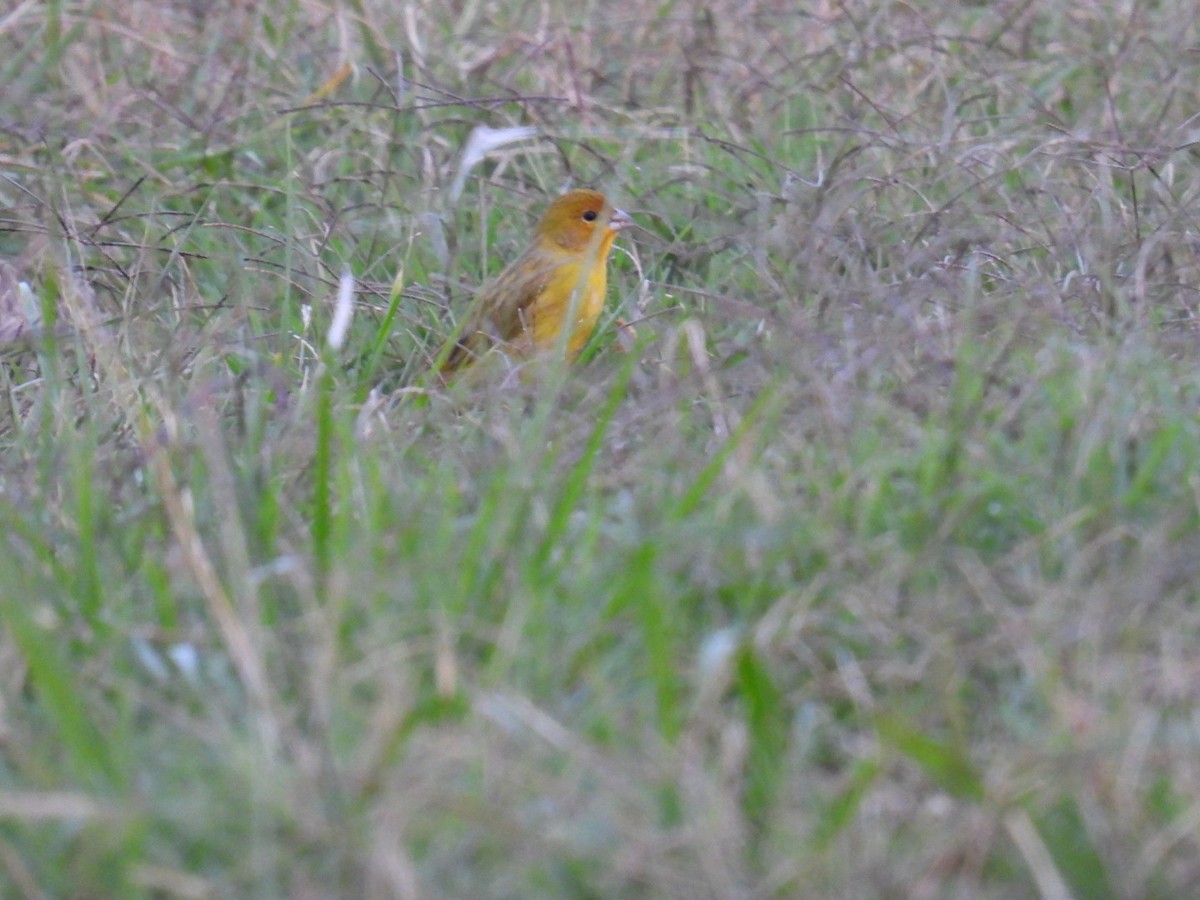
[3, 1, 1200, 896]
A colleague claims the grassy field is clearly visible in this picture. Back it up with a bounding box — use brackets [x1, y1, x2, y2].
[4, 0, 1200, 896]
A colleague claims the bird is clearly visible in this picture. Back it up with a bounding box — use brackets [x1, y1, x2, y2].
[440, 189, 632, 374]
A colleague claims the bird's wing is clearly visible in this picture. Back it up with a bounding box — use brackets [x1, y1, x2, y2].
[442, 244, 567, 371]
[477, 243, 564, 341]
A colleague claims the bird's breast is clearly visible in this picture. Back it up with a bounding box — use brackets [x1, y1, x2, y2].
[530, 257, 608, 357]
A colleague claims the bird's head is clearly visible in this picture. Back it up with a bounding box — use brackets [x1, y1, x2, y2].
[535, 189, 633, 252]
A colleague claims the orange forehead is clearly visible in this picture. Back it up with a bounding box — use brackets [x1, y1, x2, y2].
[535, 189, 616, 249]
[539, 190, 607, 225]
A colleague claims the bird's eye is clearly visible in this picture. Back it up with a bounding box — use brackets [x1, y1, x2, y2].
[582, 210, 598, 222]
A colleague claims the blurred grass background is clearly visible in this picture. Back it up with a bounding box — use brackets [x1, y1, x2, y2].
[4, 0, 1200, 896]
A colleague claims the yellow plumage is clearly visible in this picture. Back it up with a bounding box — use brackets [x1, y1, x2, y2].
[441, 189, 632, 372]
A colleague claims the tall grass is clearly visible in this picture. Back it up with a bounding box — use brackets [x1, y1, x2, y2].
[3, 0, 1200, 896]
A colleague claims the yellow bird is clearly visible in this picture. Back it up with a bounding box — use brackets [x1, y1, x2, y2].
[441, 189, 632, 373]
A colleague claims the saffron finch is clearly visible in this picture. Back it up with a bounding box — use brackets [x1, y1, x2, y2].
[441, 189, 632, 372]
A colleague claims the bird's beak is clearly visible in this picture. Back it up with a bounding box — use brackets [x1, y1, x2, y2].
[609, 208, 634, 231]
